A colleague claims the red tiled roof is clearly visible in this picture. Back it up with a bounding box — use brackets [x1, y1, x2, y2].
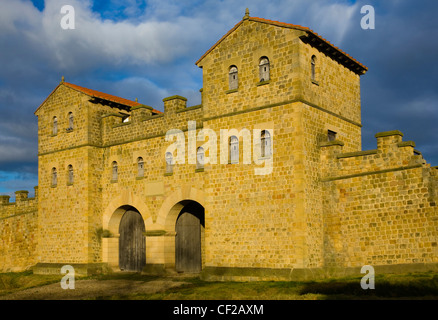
[64, 82, 162, 113]
[35, 81, 161, 114]
[195, 16, 367, 74]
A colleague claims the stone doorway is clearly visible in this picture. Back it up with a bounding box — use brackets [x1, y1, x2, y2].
[119, 209, 146, 272]
[175, 202, 205, 273]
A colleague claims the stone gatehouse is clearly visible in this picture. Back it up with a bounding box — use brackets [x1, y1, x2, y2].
[1, 11, 437, 280]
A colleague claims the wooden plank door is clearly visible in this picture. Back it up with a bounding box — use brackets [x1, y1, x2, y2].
[119, 210, 146, 272]
[175, 212, 201, 273]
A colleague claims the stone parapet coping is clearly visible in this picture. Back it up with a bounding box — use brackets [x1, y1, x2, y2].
[175, 104, 203, 113]
[162, 95, 187, 102]
[398, 141, 416, 148]
[131, 104, 153, 111]
[375, 130, 404, 138]
[336, 149, 378, 159]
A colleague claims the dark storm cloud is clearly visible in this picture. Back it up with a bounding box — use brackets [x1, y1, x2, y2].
[341, 0, 438, 163]
[0, 0, 437, 197]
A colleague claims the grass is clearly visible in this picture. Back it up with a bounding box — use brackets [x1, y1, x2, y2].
[1, 271, 438, 300]
[0, 270, 60, 295]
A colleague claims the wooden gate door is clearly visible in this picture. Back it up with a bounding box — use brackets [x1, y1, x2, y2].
[119, 210, 146, 272]
[175, 212, 201, 273]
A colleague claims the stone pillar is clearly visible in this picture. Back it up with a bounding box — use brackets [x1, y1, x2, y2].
[15, 190, 29, 202]
[163, 95, 187, 115]
[131, 104, 153, 122]
[375, 130, 403, 154]
[0, 195, 10, 205]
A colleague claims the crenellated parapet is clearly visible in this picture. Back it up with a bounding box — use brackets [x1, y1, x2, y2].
[0, 187, 38, 220]
[0, 186, 38, 272]
[101, 95, 203, 147]
[320, 130, 428, 182]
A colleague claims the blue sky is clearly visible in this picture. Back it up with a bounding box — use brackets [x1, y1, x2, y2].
[0, 0, 437, 200]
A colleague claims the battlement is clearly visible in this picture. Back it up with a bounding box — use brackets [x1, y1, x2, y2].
[101, 96, 203, 147]
[0, 187, 38, 219]
[0, 187, 38, 205]
[320, 130, 431, 181]
[0, 186, 38, 272]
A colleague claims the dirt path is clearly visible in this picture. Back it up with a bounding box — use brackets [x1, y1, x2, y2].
[0, 279, 188, 300]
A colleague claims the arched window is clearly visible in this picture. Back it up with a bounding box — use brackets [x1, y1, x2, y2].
[67, 165, 74, 184]
[328, 130, 337, 142]
[52, 167, 57, 186]
[137, 157, 144, 177]
[165, 152, 174, 174]
[311, 55, 316, 81]
[53, 116, 58, 135]
[261, 130, 272, 158]
[112, 161, 118, 181]
[229, 65, 238, 90]
[229, 136, 239, 164]
[67, 112, 74, 130]
[196, 147, 204, 170]
[259, 57, 270, 82]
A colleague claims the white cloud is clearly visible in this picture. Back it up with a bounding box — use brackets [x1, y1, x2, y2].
[305, 1, 360, 45]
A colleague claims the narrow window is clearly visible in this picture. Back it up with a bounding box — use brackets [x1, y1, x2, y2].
[311, 55, 316, 82]
[228, 65, 238, 90]
[261, 130, 272, 158]
[259, 57, 270, 82]
[229, 136, 239, 164]
[53, 117, 58, 135]
[196, 147, 204, 170]
[67, 165, 74, 184]
[68, 112, 74, 130]
[52, 167, 57, 186]
[112, 161, 118, 181]
[328, 130, 337, 142]
[137, 157, 144, 177]
[165, 152, 174, 174]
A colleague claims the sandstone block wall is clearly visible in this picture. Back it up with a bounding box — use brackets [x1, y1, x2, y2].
[0, 189, 38, 272]
[321, 131, 438, 269]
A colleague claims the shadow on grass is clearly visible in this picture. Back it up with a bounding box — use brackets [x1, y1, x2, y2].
[299, 275, 438, 299]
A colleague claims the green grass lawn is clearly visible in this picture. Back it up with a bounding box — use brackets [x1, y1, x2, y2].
[1, 270, 438, 300]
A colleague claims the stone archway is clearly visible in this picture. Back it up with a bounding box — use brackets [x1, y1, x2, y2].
[101, 190, 152, 271]
[155, 187, 205, 271]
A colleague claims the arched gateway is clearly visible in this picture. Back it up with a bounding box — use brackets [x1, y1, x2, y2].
[102, 188, 205, 274]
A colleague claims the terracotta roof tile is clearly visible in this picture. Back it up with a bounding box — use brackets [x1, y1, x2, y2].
[63, 82, 162, 114]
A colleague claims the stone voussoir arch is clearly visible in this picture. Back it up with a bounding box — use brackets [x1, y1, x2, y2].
[103, 188, 153, 235]
[156, 186, 205, 233]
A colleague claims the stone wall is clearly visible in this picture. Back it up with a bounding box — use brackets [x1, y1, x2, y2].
[7, 14, 436, 280]
[0, 188, 38, 272]
[321, 131, 438, 269]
